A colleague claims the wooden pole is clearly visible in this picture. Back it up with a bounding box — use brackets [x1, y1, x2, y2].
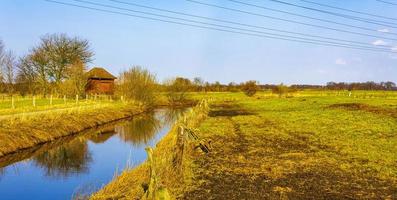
[33, 96, 36, 107]
[75, 95, 79, 105]
[64, 95, 67, 104]
[11, 96, 15, 109]
[50, 95, 53, 106]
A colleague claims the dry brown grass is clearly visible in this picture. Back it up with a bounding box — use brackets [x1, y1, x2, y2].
[91, 100, 210, 200]
[0, 103, 144, 157]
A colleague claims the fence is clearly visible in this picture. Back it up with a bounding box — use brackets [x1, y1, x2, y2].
[142, 99, 210, 200]
[0, 94, 126, 112]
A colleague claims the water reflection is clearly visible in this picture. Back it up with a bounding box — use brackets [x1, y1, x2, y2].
[0, 168, 4, 180]
[115, 111, 161, 146]
[162, 108, 187, 125]
[33, 139, 92, 179]
[0, 109, 184, 183]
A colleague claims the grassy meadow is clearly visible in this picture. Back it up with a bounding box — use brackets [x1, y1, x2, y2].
[93, 90, 397, 199]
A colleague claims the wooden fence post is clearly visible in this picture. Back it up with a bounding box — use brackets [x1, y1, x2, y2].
[50, 95, 53, 106]
[11, 96, 15, 109]
[145, 147, 156, 200]
[75, 95, 79, 105]
[32, 96, 36, 107]
[64, 95, 67, 104]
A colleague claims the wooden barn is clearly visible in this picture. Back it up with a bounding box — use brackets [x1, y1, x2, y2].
[85, 67, 117, 95]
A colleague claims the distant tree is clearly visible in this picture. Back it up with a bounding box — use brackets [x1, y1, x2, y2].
[165, 77, 192, 105]
[381, 81, 396, 90]
[60, 60, 88, 96]
[193, 77, 204, 91]
[33, 34, 93, 92]
[0, 40, 5, 92]
[241, 80, 259, 97]
[27, 48, 50, 95]
[227, 82, 239, 92]
[272, 84, 289, 97]
[16, 55, 38, 95]
[2, 50, 15, 94]
[0, 41, 16, 94]
[117, 66, 157, 106]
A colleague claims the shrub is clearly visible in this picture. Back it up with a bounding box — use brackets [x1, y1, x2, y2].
[272, 84, 289, 97]
[241, 80, 259, 97]
[117, 66, 157, 106]
[164, 77, 192, 105]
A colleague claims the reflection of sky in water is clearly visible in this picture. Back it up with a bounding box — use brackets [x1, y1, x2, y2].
[0, 108, 184, 200]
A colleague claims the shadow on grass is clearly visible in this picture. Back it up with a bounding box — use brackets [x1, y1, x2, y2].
[329, 103, 397, 118]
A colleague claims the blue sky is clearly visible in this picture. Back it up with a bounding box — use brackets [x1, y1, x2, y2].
[1, 0, 397, 84]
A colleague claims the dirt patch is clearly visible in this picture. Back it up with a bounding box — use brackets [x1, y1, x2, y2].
[209, 104, 256, 117]
[329, 103, 397, 118]
[180, 109, 397, 199]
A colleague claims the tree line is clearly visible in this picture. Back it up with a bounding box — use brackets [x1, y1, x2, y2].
[1, 33, 395, 103]
[0, 33, 93, 97]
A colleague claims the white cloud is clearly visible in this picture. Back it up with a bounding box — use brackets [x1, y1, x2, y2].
[392, 46, 397, 52]
[372, 39, 387, 46]
[378, 28, 390, 33]
[335, 58, 347, 65]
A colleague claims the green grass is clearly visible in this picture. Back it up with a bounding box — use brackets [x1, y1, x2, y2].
[93, 91, 397, 199]
[0, 95, 119, 116]
[181, 93, 397, 199]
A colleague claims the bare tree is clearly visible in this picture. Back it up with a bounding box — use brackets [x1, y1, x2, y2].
[0, 39, 4, 62]
[2, 50, 15, 94]
[0, 40, 5, 91]
[0, 40, 15, 94]
[16, 55, 38, 95]
[60, 59, 88, 96]
[41, 34, 93, 83]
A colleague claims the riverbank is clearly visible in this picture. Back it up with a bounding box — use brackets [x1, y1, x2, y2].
[91, 100, 210, 199]
[93, 94, 397, 199]
[0, 102, 145, 157]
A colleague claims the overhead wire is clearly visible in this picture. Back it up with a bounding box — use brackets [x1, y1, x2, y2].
[186, 0, 397, 42]
[44, 0, 395, 53]
[224, 0, 397, 36]
[108, 0, 393, 48]
[265, 0, 397, 27]
[301, 0, 397, 21]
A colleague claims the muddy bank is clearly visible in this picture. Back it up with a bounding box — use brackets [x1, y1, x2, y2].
[0, 104, 145, 157]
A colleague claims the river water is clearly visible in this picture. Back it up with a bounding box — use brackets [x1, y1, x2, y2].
[0, 108, 184, 200]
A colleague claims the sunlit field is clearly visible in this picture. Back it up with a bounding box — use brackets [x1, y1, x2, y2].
[92, 91, 397, 199]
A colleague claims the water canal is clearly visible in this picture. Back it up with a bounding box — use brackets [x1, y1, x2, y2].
[0, 108, 185, 200]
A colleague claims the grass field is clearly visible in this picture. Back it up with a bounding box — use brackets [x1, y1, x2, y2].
[93, 91, 397, 199]
[183, 93, 397, 199]
[0, 95, 120, 116]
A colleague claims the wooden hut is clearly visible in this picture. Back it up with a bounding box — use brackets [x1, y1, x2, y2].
[85, 67, 116, 95]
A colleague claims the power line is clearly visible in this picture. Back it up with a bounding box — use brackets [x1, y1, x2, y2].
[108, 0, 392, 48]
[377, 0, 397, 6]
[186, 0, 397, 42]
[266, 0, 397, 27]
[44, 0, 394, 53]
[73, 0, 391, 51]
[301, 0, 397, 21]
[225, 0, 397, 37]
